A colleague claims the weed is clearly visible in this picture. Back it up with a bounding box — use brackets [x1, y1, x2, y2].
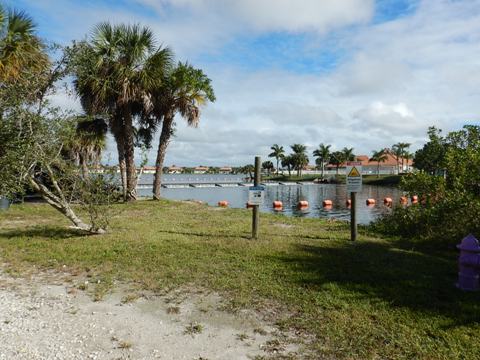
[184, 322, 203, 336]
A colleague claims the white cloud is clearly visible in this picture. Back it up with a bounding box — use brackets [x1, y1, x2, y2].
[17, 0, 480, 165]
[137, 0, 374, 33]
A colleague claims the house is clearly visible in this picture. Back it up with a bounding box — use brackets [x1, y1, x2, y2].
[357, 150, 413, 174]
[326, 150, 413, 174]
[142, 166, 156, 174]
[219, 166, 232, 174]
[168, 165, 183, 174]
[194, 166, 209, 174]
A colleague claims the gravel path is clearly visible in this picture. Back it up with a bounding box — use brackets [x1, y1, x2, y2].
[0, 268, 299, 359]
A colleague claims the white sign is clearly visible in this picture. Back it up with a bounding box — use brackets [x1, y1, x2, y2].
[346, 161, 362, 193]
[248, 185, 265, 205]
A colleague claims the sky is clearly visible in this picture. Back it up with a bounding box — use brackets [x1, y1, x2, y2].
[7, 0, 480, 166]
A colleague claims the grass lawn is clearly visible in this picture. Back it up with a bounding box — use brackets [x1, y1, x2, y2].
[0, 200, 479, 359]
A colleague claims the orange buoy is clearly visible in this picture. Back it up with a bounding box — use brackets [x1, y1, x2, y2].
[323, 200, 333, 207]
[246, 202, 254, 209]
[366, 198, 376, 205]
[273, 200, 283, 209]
[411, 195, 418, 203]
[346, 199, 351, 206]
[218, 200, 229, 207]
[400, 196, 408, 204]
[298, 200, 309, 208]
[384, 197, 393, 204]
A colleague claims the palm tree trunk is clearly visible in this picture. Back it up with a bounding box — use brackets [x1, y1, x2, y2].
[377, 162, 380, 178]
[79, 153, 89, 179]
[123, 108, 137, 201]
[276, 158, 279, 175]
[153, 114, 174, 200]
[113, 130, 127, 200]
[321, 162, 325, 179]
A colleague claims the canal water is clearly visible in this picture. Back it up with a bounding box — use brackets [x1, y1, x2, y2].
[137, 175, 402, 224]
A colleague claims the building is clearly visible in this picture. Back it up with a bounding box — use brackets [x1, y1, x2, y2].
[219, 166, 232, 174]
[326, 150, 413, 174]
[356, 150, 413, 174]
[168, 165, 183, 174]
[194, 166, 209, 174]
[142, 166, 156, 174]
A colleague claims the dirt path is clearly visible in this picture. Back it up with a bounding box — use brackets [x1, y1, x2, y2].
[0, 267, 300, 359]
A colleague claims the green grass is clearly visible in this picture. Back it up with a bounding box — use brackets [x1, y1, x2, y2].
[0, 200, 479, 359]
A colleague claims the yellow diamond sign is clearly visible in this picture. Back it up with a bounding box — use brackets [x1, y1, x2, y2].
[348, 166, 361, 177]
[346, 162, 363, 192]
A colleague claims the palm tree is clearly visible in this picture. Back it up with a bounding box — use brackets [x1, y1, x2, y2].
[329, 151, 345, 175]
[72, 23, 173, 201]
[268, 144, 285, 175]
[146, 62, 215, 200]
[391, 143, 403, 174]
[397, 142, 411, 172]
[313, 143, 331, 179]
[369, 149, 388, 178]
[69, 116, 108, 178]
[281, 155, 294, 177]
[262, 160, 274, 175]
[342, 147, 355, 162]
[0, 5, 49, 84]
[290, 144, 308, 176]
[403, 151, 414, 173]
[241, 164, 255, 180]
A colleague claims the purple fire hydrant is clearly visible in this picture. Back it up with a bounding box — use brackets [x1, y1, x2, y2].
[457, 234, 480, 291]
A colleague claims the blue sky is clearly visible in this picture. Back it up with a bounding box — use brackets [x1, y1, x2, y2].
[5, 0, 480, 166]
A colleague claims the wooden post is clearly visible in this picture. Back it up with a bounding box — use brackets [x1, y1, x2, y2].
[252, 156, 261, 239]
[350, 191, 357, 241]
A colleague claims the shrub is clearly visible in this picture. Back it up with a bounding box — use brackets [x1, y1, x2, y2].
[372, 125, 480, 245]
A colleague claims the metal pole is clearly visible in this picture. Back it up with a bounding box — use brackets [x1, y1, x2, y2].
[252, 156, 261, 239]
[350, 191, 357, 241]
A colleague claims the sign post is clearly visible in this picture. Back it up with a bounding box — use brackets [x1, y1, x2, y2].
[346, 161, 362, 241]
[250, 156, 263, 239]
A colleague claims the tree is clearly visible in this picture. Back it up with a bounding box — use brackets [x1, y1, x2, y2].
[342, 147, 355, 162]
[392, 143, 410, 174]
[375, 125, 480, 243]
[281, 155, 294, 177]
[398, 142, 411, 172]
[414, 127, 446, 174]
[146, 62, 215, 200]
[0, 5, 49, 84]
[262, 160, 274, 175]
[290, 144, 309, 176]
[71, 23, 173, 201]
[313, 143, 331, 179]
[68, 116, 108, 178]
[403, 151, 414, 173]
[329, 151, 345, 175]
[369, 149, 388, 177]
[268, 144, 285, 175]
[0, 47, 117, 234]
[240, 164, 255, 180]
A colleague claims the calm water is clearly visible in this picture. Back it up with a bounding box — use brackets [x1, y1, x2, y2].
[137, 175, 403, 224]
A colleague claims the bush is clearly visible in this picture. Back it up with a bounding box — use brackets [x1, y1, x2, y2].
[372, 126, 480, 245]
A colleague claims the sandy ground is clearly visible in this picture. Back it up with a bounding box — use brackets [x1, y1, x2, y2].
[0, 266, 301, 359]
